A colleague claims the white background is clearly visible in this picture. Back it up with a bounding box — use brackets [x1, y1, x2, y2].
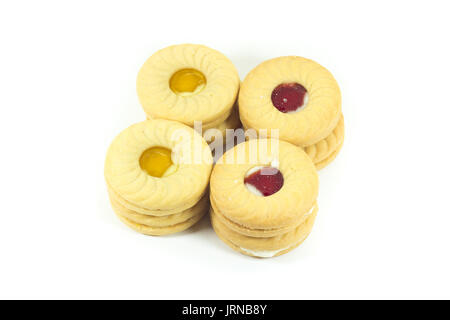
[1, 0, 449, 300]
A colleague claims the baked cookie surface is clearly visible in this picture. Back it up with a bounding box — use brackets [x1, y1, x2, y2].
[304, 114, 345, 166]
[211, 139, 318, 230]
[211, 196, 317, 238]
[239, 56, 343, 168]
[117, 209, 206, 236]
[105, 119, 213, 235]
[211, 206, 317, 257]
[109, 191, 209, 227]
[210, 139, 319, 257]
[137, 44, 240, 127]
[105, 119, 212, 211]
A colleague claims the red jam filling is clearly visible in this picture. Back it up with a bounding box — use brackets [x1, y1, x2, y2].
[271, 83, 307, 113]
[244, 167, 284, 197]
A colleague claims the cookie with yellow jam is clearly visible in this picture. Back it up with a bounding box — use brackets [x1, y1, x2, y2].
[117, 210, 206, 236]
[137, 44, 240, 128]
[106, 181, 206, 216]
[239, 56, 344, 169]
[210, 139, 319, 257]
[105, 119, 213, 235]
[109, 191, 209, 227]
[112, 194, 209, 236]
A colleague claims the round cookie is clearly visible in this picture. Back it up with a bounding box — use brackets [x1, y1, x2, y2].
[109, 191, 209, 227]
[239, 56, 343, 168]
[116, 209, 206, 236]
[314, 139, 345, 170]
[106, 183, 206, 216]
[210, 139, 319, 230]
[105, 119, 212, 212]
[105, 119, 213, 235]
[304, 115, 344, 165]
[212, 229, 307, 258]
[209, 138, 319, 257]
[211, 196, 317, 238]
[137, 44, 240, 127]
[211, 206, 317, 258]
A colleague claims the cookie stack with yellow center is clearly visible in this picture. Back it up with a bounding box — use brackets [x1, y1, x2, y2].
[210, 139, 319, 258]
[239, 56, 344, 169]
[105, 119, 213, 235]
[137, 44, 242, 142]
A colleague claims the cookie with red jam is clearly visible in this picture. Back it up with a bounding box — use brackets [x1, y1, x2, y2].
[210, 139, 319, 258]
[239, 56, 344, 169]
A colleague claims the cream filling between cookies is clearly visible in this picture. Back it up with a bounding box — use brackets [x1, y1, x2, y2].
[240, 246, 290, 258]
[238, 204, 316, 258]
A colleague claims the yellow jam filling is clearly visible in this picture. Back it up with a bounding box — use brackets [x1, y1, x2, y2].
[169, 68, 206, 96]
[139, 147, 174, 178]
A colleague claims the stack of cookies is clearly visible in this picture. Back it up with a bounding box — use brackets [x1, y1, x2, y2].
[137, 44, 242, 142]
[105, 43, 345, 258]
[105, 119, 213, 235]
[239, 56, 344, 169]
[210, 139, 319, 257]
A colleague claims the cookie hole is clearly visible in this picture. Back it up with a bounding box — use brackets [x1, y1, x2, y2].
[139, 147, 176, 178]
[169, 68, 206, 96]
[271, 82, 308, 113]
[244, 166, 284, 197]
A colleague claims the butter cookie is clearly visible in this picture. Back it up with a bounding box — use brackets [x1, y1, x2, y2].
[137, 44, 240, 129]
[105, 119, 213, 235]
[210, 139, 319, 257]
[239, 56, 343, 169]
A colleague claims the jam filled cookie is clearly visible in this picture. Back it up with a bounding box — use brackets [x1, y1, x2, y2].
[210, 205, 317, 258]
[239, 56, 344, 169]
[137, 44, 240, 129]
[210, 139, 319, 257]
[108, 191, 209, 227]
[105, 119, 213, 235]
